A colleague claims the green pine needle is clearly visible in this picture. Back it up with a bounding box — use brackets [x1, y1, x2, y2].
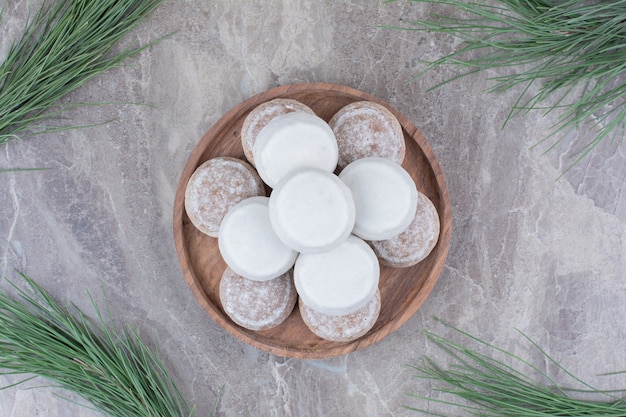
[0, 270, 195, 417]
[0, 0, 165, 144]
[407, 319, 626, 416]
[387, 0, 626, 171]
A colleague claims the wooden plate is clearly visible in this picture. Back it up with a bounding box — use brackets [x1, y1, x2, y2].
[173, 83, 451, 358]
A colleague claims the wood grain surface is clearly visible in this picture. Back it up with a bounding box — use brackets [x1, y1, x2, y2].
[173, 83, 451, 358]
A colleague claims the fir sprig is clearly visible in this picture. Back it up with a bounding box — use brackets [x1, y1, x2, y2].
[407, 319, 626, 416]
[389, 0, 626, 170]
[0, 271, 195, 417]
[0, 0, 165, 143]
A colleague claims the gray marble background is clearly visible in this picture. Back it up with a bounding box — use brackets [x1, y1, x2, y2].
[1, 1, 625, 416]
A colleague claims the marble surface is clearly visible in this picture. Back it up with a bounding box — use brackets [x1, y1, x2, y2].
[1, 1, 625, 416]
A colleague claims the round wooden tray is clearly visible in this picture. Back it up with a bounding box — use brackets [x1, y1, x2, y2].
[173, 83, 451, 358]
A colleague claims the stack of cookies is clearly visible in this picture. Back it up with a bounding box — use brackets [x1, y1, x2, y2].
[184, 98, 440, 342]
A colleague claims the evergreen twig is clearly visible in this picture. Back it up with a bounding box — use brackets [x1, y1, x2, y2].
[0, 0, 165, 144]
[0, 270, 196, 417]
[388, 0, 626, 171]
[407, 318, 626, 416]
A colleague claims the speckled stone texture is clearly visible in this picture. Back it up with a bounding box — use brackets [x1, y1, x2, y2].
[1, 1, 625, 416]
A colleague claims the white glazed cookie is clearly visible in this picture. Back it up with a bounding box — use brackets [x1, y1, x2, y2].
[294, 235, 379, 316]
[184, 157, 265, 237]
[218, 196, 298, 281]
[220, 267, 297, 331]
[253, 112, 338, 188]
[269, 168, 355, 254]
[369, 191, 440, 268]
[299, 289, 380, 342]
[339, 157, 417, 241]
[329, 101, 405, 170]
[241, 98, 315, 166]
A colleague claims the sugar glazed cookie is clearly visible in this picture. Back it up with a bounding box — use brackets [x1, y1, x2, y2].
[218, 196, 298, 281]
[220, 267, 297, 331]
[184, 157, 265, 237]
[269, 168, 355, 254]
[253, 112, 338, 188]
[329, 101, 405, 170]
[299, 290, 381, 342]
[241, 98, 315, 166]
[294, 235, 379, 316]
[369, 191, 440, 268]
[339, 157, 417, 241]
